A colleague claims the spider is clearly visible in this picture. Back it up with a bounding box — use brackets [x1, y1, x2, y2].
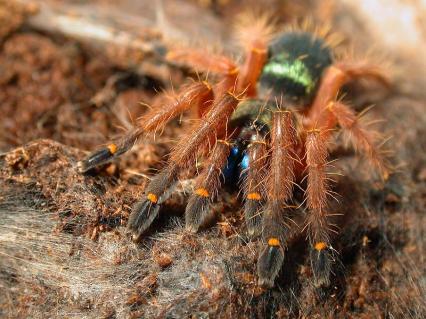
[77, 14, 390, 288]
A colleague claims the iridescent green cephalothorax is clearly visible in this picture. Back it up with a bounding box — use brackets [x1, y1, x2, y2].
[259, 32, 333, 106]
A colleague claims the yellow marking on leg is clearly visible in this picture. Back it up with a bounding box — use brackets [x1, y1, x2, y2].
[314, 242, 327, 251]
[147, 193, 158, 204]
[247, 192, 261, 201]
[268, 237, 280, 247]
[195, 188, 209, 197]
[107, 143, 118, 154]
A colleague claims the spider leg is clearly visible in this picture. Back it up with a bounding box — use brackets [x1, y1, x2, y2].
[140, 81, 214, 132]
[258, 110, 298, 288]
[328, 101, 390, 180]
[167, 49, 239, 96]
[128, 92, 239, 241]
[237, 45, 267, 97]
[305, 129, 333, 287]
[127, 164, 179, 241]
[306, 62, 389, 129]
[77, 81, 213, 173]
[302, 62, 390, 286]
[235, 13, 275, 97]
[185, 139, 230, 232]
[243, 135, 268, 238]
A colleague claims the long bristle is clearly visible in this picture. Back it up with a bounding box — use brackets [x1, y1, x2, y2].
[283, 17, 344, 53]
[331, 101, 392, 180]
[234, 10, 278, 50]
[140, 81, 214, 134]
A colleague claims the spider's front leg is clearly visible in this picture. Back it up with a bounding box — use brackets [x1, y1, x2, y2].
[257, 110, 299, 287]
[77, 81, 213, 173]
[127, 92, 239, 241]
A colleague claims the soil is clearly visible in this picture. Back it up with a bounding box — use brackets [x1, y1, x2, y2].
[0, 1, 425, 318]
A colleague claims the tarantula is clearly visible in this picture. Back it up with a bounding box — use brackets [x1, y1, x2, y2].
[78, 16, 390, 288]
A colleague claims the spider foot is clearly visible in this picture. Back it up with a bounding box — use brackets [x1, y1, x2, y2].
[185, 194, 211, 233]
[78, 130, 140, 173]
[310, 242, 332, 287]
[127, 197, 161, 242]
[244, 199, 263, 238]
[257, 239, 285, 288]
[77, 144, 120, 173]
[127, 167, 178, 241]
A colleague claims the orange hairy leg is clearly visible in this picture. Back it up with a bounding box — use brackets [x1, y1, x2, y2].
[305, 129, 333, 287]
[235, 12, 275, 97]
[302, 62, 390, 180]
[258, 110, 299, 288]
[237, 46, 267, 97]
[167, 49, 239, 97]
[77, 81, 213, 173]
[169, 92, 239, 165]
[185, 139, 231, 232]
[127, 93, 239, 241]
[305, 130, 329, 217]
[328, 101, 390, 179]
[305, 62, 390, 130]
[299, 62, 390, 286]
[140, 81, 214, 132]
[267, 111, 298, 203]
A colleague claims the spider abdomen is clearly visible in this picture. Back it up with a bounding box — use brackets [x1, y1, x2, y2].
[259, 32, 333, 106]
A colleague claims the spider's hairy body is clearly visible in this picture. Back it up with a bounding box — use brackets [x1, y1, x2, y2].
[78, 17, 391, 289]
[259, 31, 333, 105]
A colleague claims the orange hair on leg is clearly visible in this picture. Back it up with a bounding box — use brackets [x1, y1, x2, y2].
[305, 128, 333, 287]
[167, 48, 239, 97]
[329, 101, 391, 180]
[306, 62, 389, 130]
[234, 11, 277, 96]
